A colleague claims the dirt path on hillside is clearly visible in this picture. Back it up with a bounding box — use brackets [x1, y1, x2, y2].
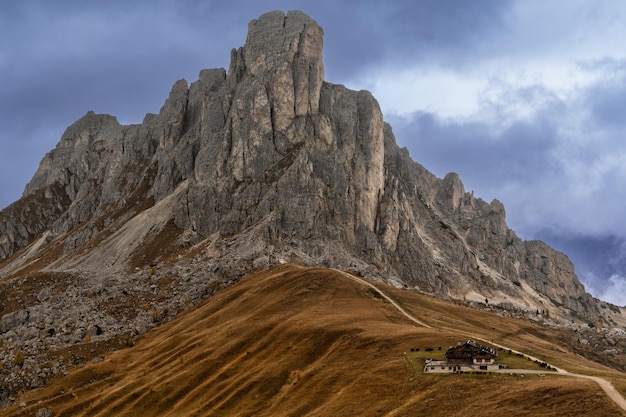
[333, 269, 626, 413]
[569, 373, 626, 411]
[331, 269, 432, 329]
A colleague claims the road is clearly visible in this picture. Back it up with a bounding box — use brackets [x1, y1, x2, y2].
[333, 268, 626, 413]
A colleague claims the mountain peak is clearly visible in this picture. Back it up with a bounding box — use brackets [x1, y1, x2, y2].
[241, 10, 324, 77]
[227, 10, 325, 118]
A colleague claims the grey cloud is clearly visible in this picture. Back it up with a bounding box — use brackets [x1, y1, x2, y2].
[381, 0, 513, 55]
[319, 0, 515, 79]
[587, 77, 626, 129]
[575, 59, 626, 131]
[536, 230, 626, 305]
[389, 108, 562, 192]
[545, 233, 626, 282]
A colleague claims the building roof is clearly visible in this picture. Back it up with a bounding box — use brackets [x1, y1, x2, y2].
[445, 341, 497, 361]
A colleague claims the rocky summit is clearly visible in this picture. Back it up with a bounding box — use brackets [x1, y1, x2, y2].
[0, 10, 624, 406]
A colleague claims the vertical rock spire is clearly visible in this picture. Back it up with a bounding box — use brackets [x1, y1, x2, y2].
[229, 10, 324, 119]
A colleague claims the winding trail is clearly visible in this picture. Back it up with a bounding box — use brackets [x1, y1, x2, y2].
[332, 268, 626, 413]
[336, 270, 432, 329]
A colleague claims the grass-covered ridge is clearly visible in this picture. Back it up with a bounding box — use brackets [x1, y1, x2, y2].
[4, 265, 625, 417]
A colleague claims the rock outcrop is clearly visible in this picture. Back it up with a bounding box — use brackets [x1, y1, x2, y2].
[0, 9, 623, 406]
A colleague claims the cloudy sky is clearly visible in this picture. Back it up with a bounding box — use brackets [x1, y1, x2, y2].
[1, 1, 625, 304]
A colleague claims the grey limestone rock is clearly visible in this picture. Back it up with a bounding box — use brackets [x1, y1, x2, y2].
[36, 407, 53, 417]
[0, 15, 623, 399]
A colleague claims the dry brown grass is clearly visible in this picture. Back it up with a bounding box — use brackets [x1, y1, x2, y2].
[383, 285, 626, 376]
[4, 265, 625, 416]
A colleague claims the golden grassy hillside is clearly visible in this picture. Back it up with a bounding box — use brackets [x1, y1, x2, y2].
[4, 265, 625, 416]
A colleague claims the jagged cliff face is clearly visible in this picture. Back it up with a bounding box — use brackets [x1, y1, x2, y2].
[0, 10, 621, 327]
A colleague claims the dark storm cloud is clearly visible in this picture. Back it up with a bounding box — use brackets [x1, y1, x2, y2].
[387, 79, 569, 203]
[585, 64, 626, 129]
[0, 1, 239, 122]
[391, 110, 562, 189]
[537, 232, 626, 283]
[317, 0, 514, 79]
[536, 231, 626, 306]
